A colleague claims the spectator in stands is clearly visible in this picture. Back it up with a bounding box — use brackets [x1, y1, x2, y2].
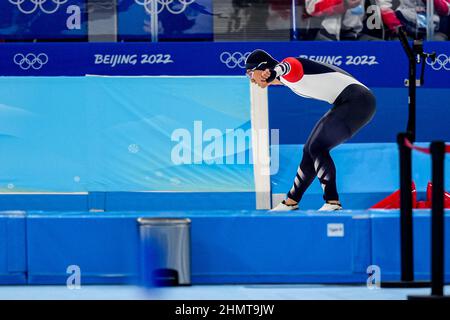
[438, 15, 450, 39]
[305, 0, 382, 40]
[226, 0, 291, 39]
[377, 0, 450, 40]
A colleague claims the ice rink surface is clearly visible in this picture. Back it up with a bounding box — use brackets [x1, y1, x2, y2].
[0, 284, 449, 300]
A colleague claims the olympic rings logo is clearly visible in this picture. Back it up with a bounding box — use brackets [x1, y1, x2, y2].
[426, 53, 450, 71]
[14, 53, 49, 70]
[134, 0, 195, 15]
[8, 0, 68, 14]
[220, 52, 251, 69]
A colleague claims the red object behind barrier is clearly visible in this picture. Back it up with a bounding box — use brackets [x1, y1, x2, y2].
[426, 182, 450, 209]
[416, 201, 429, 209]
[371, 182, 450, 209]
[371, 182, 417, 209]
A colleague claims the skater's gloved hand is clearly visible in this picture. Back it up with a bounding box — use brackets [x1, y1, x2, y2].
[261, 68, 277, 83]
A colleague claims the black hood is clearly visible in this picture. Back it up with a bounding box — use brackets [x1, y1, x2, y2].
[245, 49, 279, 71]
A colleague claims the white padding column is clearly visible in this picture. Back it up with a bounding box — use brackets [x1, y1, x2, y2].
[250, 83, 271, 209]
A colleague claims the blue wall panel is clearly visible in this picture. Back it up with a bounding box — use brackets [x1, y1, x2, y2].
[1, 42, 449, 88]
[269, 87, 450, 144]
[0, 212, 27, 284]
[0, 192, 255, 212]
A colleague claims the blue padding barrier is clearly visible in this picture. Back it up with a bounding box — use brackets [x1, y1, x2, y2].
[26, 211, 141, 284]
[271, 143, 450, 209]
[103, 192, 256, 211]
[0, 192, 255, 211]
[26, 210, 372, 284]
[0, 194, 89, 211]
[190, 211, 371, 283]
[371, 210, 450, 282]
[0, 76, 252, 194]
[11, 210, 450, 285]
[0, 211, 27, 284]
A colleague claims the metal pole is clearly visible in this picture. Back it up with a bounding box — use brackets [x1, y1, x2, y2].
[430, 141, 445, 296]
[407, 57, 416, 142]
[151, 0, 159, 42]
[291, 0, 298, 40]
[399, 35, 415, 279]
[398, 132, 414, 282]
[408, 142, 449, 299]
[398, 29, 416, 142]
[382, 134, 429, 287]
